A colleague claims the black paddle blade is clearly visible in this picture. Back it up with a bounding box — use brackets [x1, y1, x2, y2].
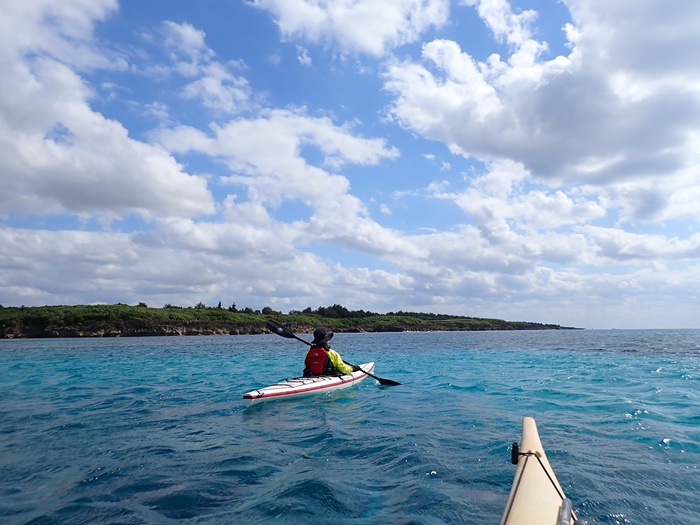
[353, 363, 401, 386]
[267, 320, 312, 345]
[376, 377, 401, 386]
[266, 320, 294, 338]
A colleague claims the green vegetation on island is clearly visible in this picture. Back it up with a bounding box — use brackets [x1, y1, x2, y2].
[0, 303, 578, 339]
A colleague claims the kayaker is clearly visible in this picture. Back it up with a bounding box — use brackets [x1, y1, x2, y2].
[303, 327, 361, 377]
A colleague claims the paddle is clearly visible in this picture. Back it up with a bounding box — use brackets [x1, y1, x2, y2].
[266, 320, 401, 386]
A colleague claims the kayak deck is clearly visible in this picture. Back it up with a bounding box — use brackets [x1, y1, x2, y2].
[500, 417, 582, 525]
[243, 362, 375, 406]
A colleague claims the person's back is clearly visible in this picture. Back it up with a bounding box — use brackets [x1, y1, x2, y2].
[303, 327, 357, 376]
[304, 343, 335, 376]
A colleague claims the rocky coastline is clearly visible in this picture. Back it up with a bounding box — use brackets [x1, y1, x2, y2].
[2, 319, 265, 339]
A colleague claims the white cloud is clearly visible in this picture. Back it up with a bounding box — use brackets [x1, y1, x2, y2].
[461, 0, 538, 48]
[162, 20, 213, 71]
[249, 0, 450, 56]
[297, 45, 312, 66]
[157, 108, 399, 201]
[584, 227, 700, 263]
[181, 62, 253, 113]
[0, 7, 215, 222]
[565, 0, 700, 85]
[383, 0, 700, 255]
[427, 160, 606, 235]
[0, 225, 335, 309]
[161, 21, 254, 114]
[0, 0, 122, 71]
[156, 108, 421, 260]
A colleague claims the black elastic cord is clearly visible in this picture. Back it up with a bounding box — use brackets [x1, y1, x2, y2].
[516, 451, 565, 500]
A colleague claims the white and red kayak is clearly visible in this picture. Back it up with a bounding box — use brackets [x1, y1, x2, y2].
[243, 362, 375, 406]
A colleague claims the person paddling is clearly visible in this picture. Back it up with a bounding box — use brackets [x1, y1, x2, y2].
[303, 327, 360, 377]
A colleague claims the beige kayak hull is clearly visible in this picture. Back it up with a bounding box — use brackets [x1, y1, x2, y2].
[500, 417, 576, 525]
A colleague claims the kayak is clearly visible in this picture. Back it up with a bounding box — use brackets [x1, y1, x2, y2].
[500, 417, 584, 525]
[242, 362, 375, 406]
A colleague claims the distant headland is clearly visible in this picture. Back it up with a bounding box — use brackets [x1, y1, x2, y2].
[0, 303, 579, 339]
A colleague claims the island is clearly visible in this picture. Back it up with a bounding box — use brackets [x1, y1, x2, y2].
[0, 303, 579, 339]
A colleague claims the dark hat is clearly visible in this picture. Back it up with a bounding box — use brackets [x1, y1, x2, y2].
[311, 326, 334, 345]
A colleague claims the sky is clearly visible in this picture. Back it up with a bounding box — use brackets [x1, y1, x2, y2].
[1, 0, 700, 329]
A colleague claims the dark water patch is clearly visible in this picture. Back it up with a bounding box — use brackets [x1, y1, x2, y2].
[145, 488, 223, 519]
[113, 479, 172, 498]
[280, 479, 353, 513]
[25, 501, 142, 525]
[215, 464, 279, 485]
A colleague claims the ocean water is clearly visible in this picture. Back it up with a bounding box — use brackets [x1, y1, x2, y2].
[1, 330, 699, 525]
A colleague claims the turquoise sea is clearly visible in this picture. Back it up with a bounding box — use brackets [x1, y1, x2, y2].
[1, 330, 700, 524]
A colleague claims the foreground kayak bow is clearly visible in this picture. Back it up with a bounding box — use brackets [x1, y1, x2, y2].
[501, 417, 587, 525]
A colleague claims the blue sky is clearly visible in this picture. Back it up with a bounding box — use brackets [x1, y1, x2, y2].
[2, 0, 700, 329]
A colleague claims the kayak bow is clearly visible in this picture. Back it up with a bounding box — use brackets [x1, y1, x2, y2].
[500, 417, 585, 525]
